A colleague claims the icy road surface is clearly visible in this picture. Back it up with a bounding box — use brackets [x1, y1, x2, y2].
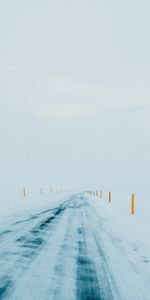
[0, 193, 119, 300]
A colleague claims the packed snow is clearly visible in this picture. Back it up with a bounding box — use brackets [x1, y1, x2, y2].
[0, 190, 150, 299]
[88, 191, 150, 300]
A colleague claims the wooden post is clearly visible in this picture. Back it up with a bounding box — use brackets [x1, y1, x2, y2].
[96, 191, 98, 197]
[109, 191, 111, 203]
[131, 194, 135, 215]
[100, 191, 102, 199]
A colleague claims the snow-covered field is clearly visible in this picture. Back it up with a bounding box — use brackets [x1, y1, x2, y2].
[88, 191, 150, 300]
[0, 190, 150, 300]
[0, 188, 69, 218]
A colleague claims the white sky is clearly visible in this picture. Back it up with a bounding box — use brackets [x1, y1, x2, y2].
[0, 0, 150, 197]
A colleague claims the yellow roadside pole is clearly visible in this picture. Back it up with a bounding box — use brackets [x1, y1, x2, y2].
[131, 194, 135, 215]
[109, 191, 111, 203]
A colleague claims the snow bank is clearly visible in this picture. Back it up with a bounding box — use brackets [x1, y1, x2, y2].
[0, 186, 70, 218]
[87, 191, 150, 300]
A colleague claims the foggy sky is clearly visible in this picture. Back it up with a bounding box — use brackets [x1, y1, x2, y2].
[0, 0, 150, 198]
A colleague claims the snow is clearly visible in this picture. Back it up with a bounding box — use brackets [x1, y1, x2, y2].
[0, 187, 70, 218]
[0, 190, 150, 299]
[88, 191, 150, 300]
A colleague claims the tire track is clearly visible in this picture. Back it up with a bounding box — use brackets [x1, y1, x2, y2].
[0, 202, 68, 300]
[76, 206, 102, 300]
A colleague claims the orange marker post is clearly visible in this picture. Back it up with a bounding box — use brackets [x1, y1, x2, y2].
[131, 194, 135, 215]
[109, 191, 111, 203]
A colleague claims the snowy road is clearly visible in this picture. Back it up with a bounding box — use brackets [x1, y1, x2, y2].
[0, 193, 119, 300]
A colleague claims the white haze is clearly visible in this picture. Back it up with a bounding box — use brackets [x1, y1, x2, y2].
[0, 0, 150, 202]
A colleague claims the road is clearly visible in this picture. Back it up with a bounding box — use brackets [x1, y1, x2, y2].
[0, 193, 119, 300]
